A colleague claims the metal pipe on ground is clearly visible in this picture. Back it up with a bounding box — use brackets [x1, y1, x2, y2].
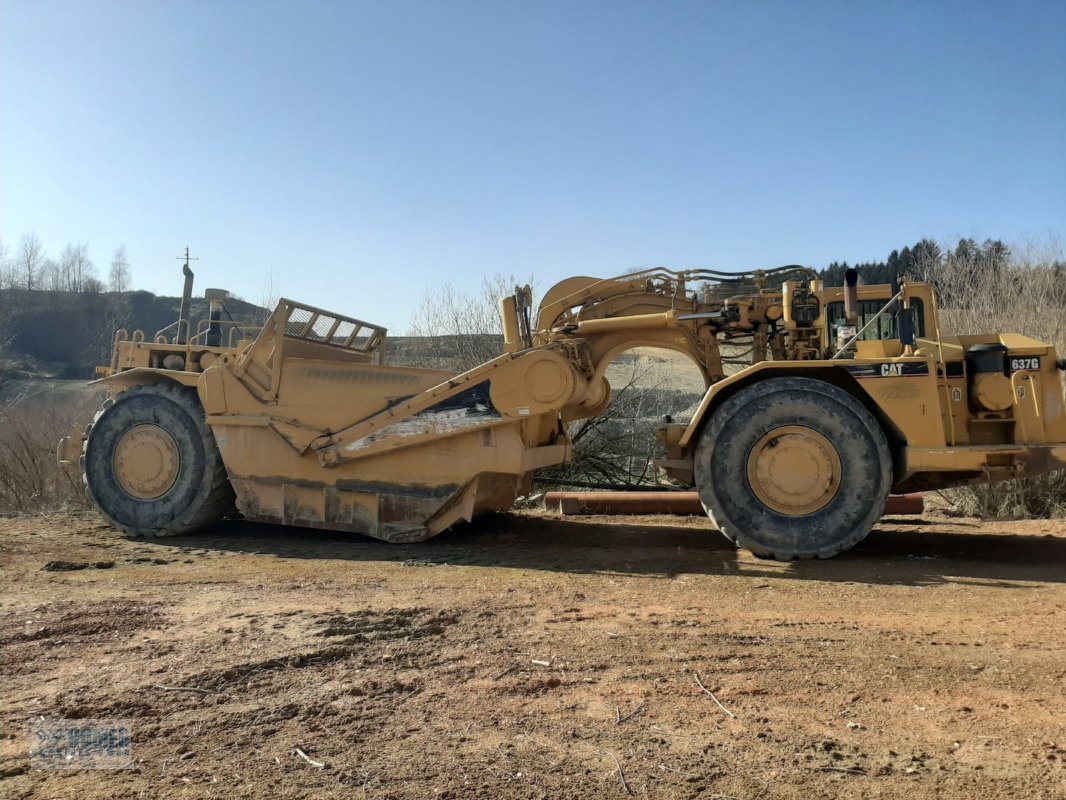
[544, 491, 924, 517]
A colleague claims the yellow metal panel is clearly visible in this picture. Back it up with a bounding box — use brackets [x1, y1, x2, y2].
[851, 361, 946, 448]
[200, 367, 227, 415]
[905, 444, 1066, 476]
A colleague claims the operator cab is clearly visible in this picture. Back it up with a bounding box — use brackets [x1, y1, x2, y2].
[826, 297, 926, 345]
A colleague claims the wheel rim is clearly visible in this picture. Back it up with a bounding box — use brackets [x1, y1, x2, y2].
[746, 425, 842, 516]
[112, 424, 181, 500]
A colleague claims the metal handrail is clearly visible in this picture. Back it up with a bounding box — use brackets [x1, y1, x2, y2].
[154, 318, 190, 345]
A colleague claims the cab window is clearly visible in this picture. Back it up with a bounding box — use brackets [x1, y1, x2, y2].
[826, 299, 925, 341]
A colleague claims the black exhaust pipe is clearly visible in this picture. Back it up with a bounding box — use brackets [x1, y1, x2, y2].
[844, 267, 859, 326]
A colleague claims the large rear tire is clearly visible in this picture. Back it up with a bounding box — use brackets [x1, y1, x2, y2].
[694, 377, 892, 560]
[84, 383, 235, 537]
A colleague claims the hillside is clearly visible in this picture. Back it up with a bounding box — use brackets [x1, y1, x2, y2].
[0, 289, 267, 379]
[0, 287, 511, 381]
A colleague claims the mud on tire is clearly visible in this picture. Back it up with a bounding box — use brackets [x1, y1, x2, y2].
[694, 376, 892, 560]
[83, 383, 235, 537]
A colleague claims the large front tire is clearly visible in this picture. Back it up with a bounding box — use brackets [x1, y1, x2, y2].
[694, 377, 892, 560]
[84, 383, 235, 537]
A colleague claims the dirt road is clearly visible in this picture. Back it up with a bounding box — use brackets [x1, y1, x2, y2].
[1, 511, 1064, 799]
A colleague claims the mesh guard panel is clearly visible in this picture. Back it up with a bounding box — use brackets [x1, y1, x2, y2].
[278, 300, 386, 355]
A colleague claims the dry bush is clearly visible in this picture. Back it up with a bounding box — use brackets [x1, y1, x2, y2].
[399, 274, 530, 372]
[924, 238, 1066, 352]
[537, 360, 703, 490]
[940, 471, 1066, 519]
[917, 238, 1066, 518]
[0, 384, 101, 515]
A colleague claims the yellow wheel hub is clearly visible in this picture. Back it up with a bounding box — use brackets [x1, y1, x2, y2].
[113, 424, 180, 500]
[746, 425, 841, 516]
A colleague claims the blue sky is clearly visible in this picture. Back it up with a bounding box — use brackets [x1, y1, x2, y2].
[2, 0, 1064, 330]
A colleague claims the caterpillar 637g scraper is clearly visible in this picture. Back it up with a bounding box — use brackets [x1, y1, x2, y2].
[59, 265, 1066, 559]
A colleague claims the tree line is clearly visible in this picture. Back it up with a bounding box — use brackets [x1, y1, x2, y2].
[2, 231, 1062, 304]
[820, 237, 1015, 286]
[821, 237, 1066, 308]
[0, 234, 131, 294]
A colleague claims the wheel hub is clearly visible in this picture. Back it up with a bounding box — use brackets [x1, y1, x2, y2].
[746, 425, 841, 516]
[113, 424, 180, 500]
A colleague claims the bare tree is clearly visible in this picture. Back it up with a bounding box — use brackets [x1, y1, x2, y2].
[0, 238, 13, 356]
[109, 245, 131, 293]
[43, 258, 62, 293]
[16, 234, 45, 291]
[255, 266, 280, 323]
[57, 242, 97, 292]
[405, 273, 533, 371]
[0, 237, 9, 291]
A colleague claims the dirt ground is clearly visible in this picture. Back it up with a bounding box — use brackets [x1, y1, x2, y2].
[1, 510, 1064, 799]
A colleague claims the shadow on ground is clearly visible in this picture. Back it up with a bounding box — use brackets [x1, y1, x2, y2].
[150, 512, 1066, 589]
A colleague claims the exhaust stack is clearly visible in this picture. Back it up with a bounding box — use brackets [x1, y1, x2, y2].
[177, 261, 195, 345]
[844, 267, 859, 326]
